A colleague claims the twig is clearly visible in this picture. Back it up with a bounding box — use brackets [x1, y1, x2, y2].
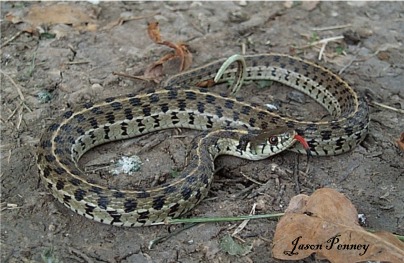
[311, 24, 351, 31]
[69, 248, 94, 263]
[148, 223, 197, 249]
[318, 41, 327, 61]
[64, 61, 90, 65]
[297, 35, 344, 50]
[339, 56, 357, 74]
[16, 106, 24, 130]
[112, 71, 156, 82]
[232, 203, 256, 236]
[1, 31, 23, 48]
[6, 101, 23, 121]
[240, 171, 264, 186]
[0, 69, 25, 101]
[370, 101, 404, 114]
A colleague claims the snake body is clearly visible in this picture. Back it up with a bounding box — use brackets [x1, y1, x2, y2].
[37, 54, 369, 226]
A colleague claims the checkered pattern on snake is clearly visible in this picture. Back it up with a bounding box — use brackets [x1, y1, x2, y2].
[37, 54, 369, 226]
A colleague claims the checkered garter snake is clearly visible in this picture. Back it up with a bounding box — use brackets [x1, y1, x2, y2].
[37, 54, 369, 227]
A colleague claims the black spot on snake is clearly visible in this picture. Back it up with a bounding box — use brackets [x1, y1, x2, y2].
[197, 101, 205, 113]
[91, 107, 104, 115]
[83, 102, 93, 109]
[56, 180, 65, 190]
[106, 112, 115, 124]
[74, 114, 86, 123]
[112, 191, 125, 198]
[111, 101, 123, 110]
[54, 167, 66, 175]
[185, 91, 196, 100]
[181, 187, 192, 200]
[76, 127, 85, 135]
[74, 189, 86, 201]
[63, 111, 73, 119]
[108, 211, 122, 224]
[45, 155, 56, 162]
[105, 97, 116, 103]
[85, 203, 95, 216]
[124, 199, 137, 213]
[142, 106, 151, 117]
[137, 210, 150, 220]
[63, 194, 71, 204]
[137, 191, 150, 198]
[152, 196, 166, 210]
[70, 178, 81, 186]
[160, 103, 169, 113]
[224, 99, 234, 109]
[41, 140, 52, 149]
[88, 117, 99, 129]
[240, 106, 251, 115]
[164, 185, 177, 194]
[167, 203, 180, 217]
[98, 196, 109, 209]
[205, 94, 215, 103]
[48, 123, 60, 131]
[129, 97, 141, 106]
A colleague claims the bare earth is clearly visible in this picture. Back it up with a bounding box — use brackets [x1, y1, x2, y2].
[1, 1, 403, 263]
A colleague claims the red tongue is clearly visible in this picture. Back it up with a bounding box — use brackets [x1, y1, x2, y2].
[294, 134, 311, 156]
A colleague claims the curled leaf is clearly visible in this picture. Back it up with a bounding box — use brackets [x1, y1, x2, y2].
[272, 188, 404, 263]
[147, 21, 162, 43]
[131, 22, 192, 82]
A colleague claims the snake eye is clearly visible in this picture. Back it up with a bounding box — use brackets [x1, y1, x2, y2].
[268, 136, 278, 145]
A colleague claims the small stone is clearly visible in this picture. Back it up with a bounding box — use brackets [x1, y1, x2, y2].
[287, 91, 306, 104]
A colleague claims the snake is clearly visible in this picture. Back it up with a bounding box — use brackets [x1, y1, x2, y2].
[36, 54, 369, 227]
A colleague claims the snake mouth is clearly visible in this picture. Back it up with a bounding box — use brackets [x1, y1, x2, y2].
[293, 134, 312, 156]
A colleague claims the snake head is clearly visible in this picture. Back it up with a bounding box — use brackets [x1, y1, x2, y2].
[241, 127, 311, 158]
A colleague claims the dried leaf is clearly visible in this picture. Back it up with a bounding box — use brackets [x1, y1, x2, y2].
[272, 188, 404, 263]
[133, 22, 192, 82]
[397, 132, 404, 152]
[5, 3, 98, 33]
[147, 21, 162, 43]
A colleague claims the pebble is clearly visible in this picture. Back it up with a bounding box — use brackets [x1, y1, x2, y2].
[287, 91, 306, 104]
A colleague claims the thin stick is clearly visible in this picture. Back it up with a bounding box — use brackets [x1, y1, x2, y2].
[6, 102, 23, 121]
[232, 203, 256, 236]
[339, 56, 357, 74]
[16, 106, 23, 130]
[297, 35, 344, 50]
[318, 41, 327, 61]
[0, 70, 25, 101]
[64, 61, 90, 65]
[1, 31, 23, 48]
[112, 71, 155, 82]
[370, 101, 404, 114]
[240, 171, 264, 186]
[311, 24, 351, 31]
[164, 213, 285, 225]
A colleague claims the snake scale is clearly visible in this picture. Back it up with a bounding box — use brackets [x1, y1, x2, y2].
[37, 54, 369, 226]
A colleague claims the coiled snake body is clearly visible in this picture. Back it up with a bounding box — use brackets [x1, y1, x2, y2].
[37, 54, 369, 226]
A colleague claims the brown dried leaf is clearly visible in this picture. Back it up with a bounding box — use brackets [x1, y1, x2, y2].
[147, 21, 162, 43]
[5, 3, 98, 32]
[28, 4, 96, 27]
[397, 132, 404, 152]
[136, 22, 192, 82]
[272, 188, 404, 263]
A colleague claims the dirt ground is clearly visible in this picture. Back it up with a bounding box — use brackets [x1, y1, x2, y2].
[1, 1, 403, 263]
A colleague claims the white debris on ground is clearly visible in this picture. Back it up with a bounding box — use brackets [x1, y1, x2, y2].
[111, 155, 143, 175]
